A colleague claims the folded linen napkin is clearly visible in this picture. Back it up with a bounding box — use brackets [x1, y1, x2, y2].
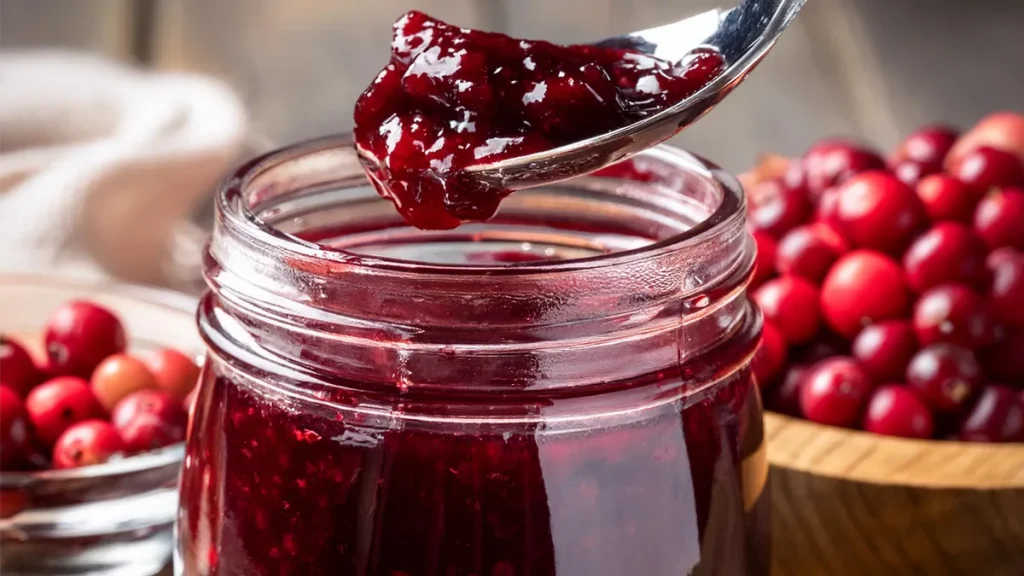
[0, 51, 247, 285]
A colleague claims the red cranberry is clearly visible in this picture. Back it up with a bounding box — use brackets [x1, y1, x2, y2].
[828, 171, 926, 254]
[767, 365, 810, 417]
[792, 331, 849, 365]
[751, 231, 778, 289]
[987, 247, 1021, 271]
[0, 336, 43, 397]
[799, 357, 873, 427]
[957, 385, 1024, 443]
[912, 284, 997, 349]
[753, 276, 821, 345]
[44, 300, 126, 378]
[863, 384, 934, 439]
[91, 354, 158, 412]
[906, 344, 982, 413]
[952, 146, 1024, 190]
[982, 329, 1024, 382]
[789, 140, 886, 199]
[143, 348, 201, 403]
[24, 376, 102, 446]
[891, 160, 931, 188]
[111, 390, 188, 453]
[821, 250, 911, 338]
[752, 321, 787, 388]
[902, 222, 989, 293]
[973, 187, 1024, 250]
[747, 179, 813, 238]
[814, 186, 841, 222]
[989, 256, 1024, 327]
[915, 174, 981, 224]
[851, 320, 918, 383]
[891, 125, 959, 168]
[51, 419, 126, 469]
[0, 385, 34, 470]
[775, 223, 848, 283]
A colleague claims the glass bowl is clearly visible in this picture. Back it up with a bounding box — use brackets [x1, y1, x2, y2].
[0, 273, 201, 576]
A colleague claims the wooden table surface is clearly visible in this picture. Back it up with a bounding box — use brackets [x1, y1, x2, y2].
[3, 0, 1023, 172]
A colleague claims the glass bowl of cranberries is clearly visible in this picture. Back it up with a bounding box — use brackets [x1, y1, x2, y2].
[744, 112, 1024, 576]
[0, 273, 202, 575]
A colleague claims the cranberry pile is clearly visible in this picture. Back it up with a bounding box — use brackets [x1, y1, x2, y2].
[748, 111, 1024, 442]
[354, 10, 725, 230]
[0, 300, 200, 471]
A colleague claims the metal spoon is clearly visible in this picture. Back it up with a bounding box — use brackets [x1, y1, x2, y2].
[462, 0, 807, 192]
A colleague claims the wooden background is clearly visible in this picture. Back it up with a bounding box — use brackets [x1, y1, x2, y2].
[3, 0, 1023, 172]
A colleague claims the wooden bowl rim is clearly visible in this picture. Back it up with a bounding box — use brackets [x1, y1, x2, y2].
[765, 412, 1024, 489]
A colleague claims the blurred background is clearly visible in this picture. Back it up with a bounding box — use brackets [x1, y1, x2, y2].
[1, 0, 1022, 287]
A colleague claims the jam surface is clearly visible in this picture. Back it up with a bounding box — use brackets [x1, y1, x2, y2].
[353, 11, 725, 230]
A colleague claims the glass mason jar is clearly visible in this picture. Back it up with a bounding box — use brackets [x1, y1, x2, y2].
[176, 135, 768, 576]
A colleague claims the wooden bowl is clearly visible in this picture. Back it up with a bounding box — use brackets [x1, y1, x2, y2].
[765, 412, 1024, 576]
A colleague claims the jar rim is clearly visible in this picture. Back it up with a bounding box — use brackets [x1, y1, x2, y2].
[217, 133, 747, 277]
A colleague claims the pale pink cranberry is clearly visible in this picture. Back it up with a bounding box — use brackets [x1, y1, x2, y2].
[752, 321, 787, 388]
[751, 231, 778, 289]
[111, 390, 188, 453]
[820, 250, 911, 338]
[952, 146, 1024, 190]
[799, 357, 873, 427]
[902, 222, 989, 293]
[912, 284, 998, 349]
[851, 320, 918, 383]
[753, 276, 821, 345]
[52, 419, 126, 469]
[989, 256, 1024, 327]
[957, 385, 1024, 443]
[25, 377, 103, 447]
[828, 171, 926, 254]
[915, 174, 981, 224]
[775, 223, 848, 283]
[973, 187, 1024, 250]
[906, 344, 983, 413]
[44, 300, 126, 378]
[863, 385, 934, 439]
[0, 336, 43, 397]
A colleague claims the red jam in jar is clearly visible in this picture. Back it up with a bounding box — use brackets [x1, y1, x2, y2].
[354, 11, 726, 230]
[177, 137, 768, 575]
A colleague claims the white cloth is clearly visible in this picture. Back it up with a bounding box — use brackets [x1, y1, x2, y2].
[0, 51, 247, 285]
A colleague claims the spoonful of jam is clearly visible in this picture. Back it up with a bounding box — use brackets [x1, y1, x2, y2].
[355, 1, 805, 230]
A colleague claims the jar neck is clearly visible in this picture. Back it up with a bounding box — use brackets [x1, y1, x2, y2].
[201, 135, 756, 393]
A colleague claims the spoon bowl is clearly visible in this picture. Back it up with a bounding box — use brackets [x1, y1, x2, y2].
[461, 0, 806, 192]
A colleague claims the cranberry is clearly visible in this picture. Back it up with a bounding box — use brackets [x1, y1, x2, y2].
[987, 246, 1021, 271]
[828, 171, 926, 254]
[25, 376, 102, 446]
[851, 320, 918, 384]
[752, 321, 787, 388]
[902, 222, 989, 293]
[973, 187, 1024, 250]
[750, 231, 778, 289]
[906, 344, 982, 413]
[792, 332, 849, 365]
[913, 284, 998, 349]
[820, 250, 911, 338]
[814, 186, 841, 222]
[891, 125, 959, 171]
[44, 300, 126, 378]
[91, 353, 158, 412]
[753, 276, 821, 345]
[775, 223, 848, 283]
[747, 178, 813, 238]
[982, 329, 1024, 382]
[111, 390, 188, 453]
[957, 385, 1024, 443]
[143, 348, 201, 403]
[0, 335, 43, 397]
[51, 419, 126, 469]
[789, 140, 886, 200]
[862, 385, 934, 439]
[891, 160, 930, 188]
[799, 357, 873, 427]
[915, 174, 981, 224]
[0, 385, 34, 470]
[952, 146, 1024, 190]
[989, 256, 1024, 328]
[767, 365, 809, 417]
